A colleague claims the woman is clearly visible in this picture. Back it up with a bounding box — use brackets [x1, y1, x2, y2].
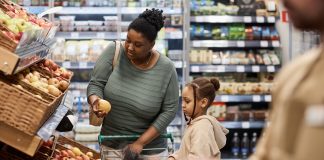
[87, 8, 179, 158]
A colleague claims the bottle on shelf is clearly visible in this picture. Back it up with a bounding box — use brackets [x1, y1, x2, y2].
[231, 132, 240, 157]
[241, 132, 250, 157]
[250, 132, 258, 154]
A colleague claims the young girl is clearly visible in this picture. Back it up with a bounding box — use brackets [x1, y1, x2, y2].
[169, 77, 229, 160]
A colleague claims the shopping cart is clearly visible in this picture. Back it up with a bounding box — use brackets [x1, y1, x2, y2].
[98, 133, 174, 160]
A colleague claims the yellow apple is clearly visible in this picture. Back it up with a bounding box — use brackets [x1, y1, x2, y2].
[98, 99, 111, 113]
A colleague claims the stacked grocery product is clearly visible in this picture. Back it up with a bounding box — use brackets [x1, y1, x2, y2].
[190, 49, 280, 65]
[191, 24, 279, 41]
[191, 0, 278, 16]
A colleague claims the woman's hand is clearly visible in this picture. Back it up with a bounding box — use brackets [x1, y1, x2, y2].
[128, 141, 144, 154]
[88, 95, 107, 118]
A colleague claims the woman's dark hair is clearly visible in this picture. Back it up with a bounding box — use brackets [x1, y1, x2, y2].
[185, 77, 220, 124]
[128, 8, 165, 42]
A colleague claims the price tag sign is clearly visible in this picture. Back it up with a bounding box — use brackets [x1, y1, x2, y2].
[256, 17, 265, 23]
[237, 41, 245, 47]
[97, 32, 105, 39]
[265, 95, 272, 102]
[261, 41, 269, 47]
[79, 62, 87, 69]
[71, 32, 79, 39]
[237, 65, 245, 72]
[268, 16, 276, 23]
[243, 16, 252, 23]
[252, 66, 260, 72]
[242, 122, 250, 129]
[191, 66, 200, 72]
[221, 96, 229, 102]
[62, 62, 71, 68]
[267, 65, 275, 72]
[272, 41, 280, 47]
[217, 65, 225, 72]
[253, 95, 262, 102]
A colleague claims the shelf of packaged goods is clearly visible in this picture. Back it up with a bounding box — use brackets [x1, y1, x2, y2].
[56, 60, 183, 69]
[220, 121, 265, 129]
[0, 40, 56, 75]
[49, 7, 182, 15]
[191, 15, 277, 24]
[0, 91, 73, 157]
[215, 95, 272, 102]
[190, 65, 280, 73]
[222, 158, 248, 160]
[191, 40, 280, 48]
[55, 31, 183, 40]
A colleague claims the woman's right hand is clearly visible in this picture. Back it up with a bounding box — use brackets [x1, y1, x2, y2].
[88, 95, 107, 118]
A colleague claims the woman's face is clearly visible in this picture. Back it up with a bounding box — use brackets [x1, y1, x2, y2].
[125, 29, 154, 61]
[182, 86, 203, 119]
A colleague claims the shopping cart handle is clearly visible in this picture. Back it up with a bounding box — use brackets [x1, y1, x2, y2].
[98, 133, 174, 144]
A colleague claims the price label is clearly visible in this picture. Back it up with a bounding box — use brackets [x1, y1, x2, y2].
[237, 41, 245, 47]
[237, 65, 245, 72]
[267, 65, 275, 72]
[252, 66, 260, 72]
[261, 41, 269, 47]
[170, 31, 182, 39]
[191, 66, 200, 72]
[71, 32, 79, 39]
[265, 95, 272, 102]
[243, 16, 252, 23]
[217, 65, 225, 72]
[256, 17, 265, 23]
[268, 16, 276, 23]
[79, 62, 87, 68]
[62, 62, 71, 68]
[272, 41, 280, 47]
[221, 96, 229, 102]
[72, 90, 81, 97]
[96, 32, 105, 39]
[253, 95, 262, 102]
[242, 122, 250, 129]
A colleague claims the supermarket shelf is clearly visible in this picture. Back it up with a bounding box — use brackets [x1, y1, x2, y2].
[191, 15, 277, 23]
[24, 6, 48, 14]
[55, 31, 182, 40]
[57, 61, 183, 69]
[53, 7, 182, 15]
[215, 95, 272, 102]
[190, 65, 280, 73]
[222, 158, 248, 160]
[191, 40, 280, 48]
[220, 121, 265, 129]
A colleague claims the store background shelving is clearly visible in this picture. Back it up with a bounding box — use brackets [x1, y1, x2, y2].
[20, 0, 282, 158]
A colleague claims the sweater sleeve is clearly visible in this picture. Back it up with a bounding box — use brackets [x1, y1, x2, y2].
[188, 121, 221, 160]
[152, 65, 179, 133]
[87, 42, 115, 99]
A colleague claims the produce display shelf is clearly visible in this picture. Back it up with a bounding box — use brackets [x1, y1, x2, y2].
[190, 64, 280, 73]
[191, 40, 280, 48]
[215, 95, 272, 102]
[191, 15, 277, 24]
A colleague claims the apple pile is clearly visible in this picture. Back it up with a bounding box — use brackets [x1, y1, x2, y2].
[40, 59, 72, 80]
[0, 2, 52, 42]
[52, 147, 95, 160]
[17, 69, 69, 97]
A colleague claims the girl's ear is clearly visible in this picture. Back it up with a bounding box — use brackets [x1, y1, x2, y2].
[200, 98, 209, 109]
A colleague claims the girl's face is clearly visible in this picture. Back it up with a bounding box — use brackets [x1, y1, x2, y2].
[181, 86, 208, 119]
[125, 29, 154, 61]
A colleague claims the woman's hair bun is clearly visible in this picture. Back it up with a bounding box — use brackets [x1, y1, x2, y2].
[210, 78, 220, 91]
[139, 8, 165, 31]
